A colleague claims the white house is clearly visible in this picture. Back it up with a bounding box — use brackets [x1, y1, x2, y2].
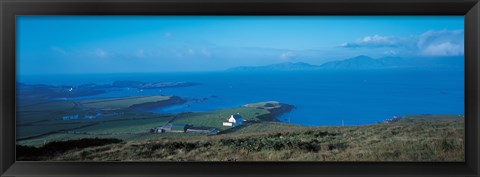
[223, 113, 244, 127]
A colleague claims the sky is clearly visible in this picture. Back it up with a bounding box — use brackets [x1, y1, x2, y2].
[17, 16, 464, 74]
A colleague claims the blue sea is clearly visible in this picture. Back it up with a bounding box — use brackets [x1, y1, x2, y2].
[17, 69, 465, 126]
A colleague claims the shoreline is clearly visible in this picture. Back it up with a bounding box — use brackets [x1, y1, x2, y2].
[129, 96, 188, 111]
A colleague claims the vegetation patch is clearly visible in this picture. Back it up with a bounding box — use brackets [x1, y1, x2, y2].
[16, 138, 123, 161]
[25, 117, 464, 162]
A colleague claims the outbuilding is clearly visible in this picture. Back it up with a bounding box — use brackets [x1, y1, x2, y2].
[151, 123, 187, 133]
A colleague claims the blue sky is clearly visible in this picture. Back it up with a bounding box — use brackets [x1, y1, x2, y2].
[17, 16, 464, 74]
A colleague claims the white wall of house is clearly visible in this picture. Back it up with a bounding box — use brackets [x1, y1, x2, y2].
[223, 122, 233, 126]
[228, 116, 237, 123]
[223, 114, 244, 127]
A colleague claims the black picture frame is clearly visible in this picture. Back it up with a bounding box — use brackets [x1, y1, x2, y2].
[1, 0, 479, 176]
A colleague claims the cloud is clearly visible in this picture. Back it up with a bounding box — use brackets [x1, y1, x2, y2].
[340, 30, 464, 57]
[51, 46, 67, 55]
[171, 49, 183, 58]
[417, 30, 464, 56]
[136, 49, 145, 58]
[384, 50, 397, 55]
[421, 42, 463, 56]
[279, 51, 296, 60]
[95, 49, 109, 58]
[200, 48, 211, 57]
[340, 35, 398, 48]
[170, 48, 210, 58]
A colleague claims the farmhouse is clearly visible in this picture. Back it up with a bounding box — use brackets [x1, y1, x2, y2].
[151, 123, 187, 133]
[150, 123, 219, 135]
[223, 113, 244, 127]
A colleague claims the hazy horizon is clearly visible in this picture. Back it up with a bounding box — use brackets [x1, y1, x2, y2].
[17, 16, 464, 75]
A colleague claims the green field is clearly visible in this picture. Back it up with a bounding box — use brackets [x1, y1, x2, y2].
[17, 112, 62, 124]
[16, 96, 178, 145]
[173, 106, 270, 131]
[79, 96, 171, 110]
[16, 111, 175, 144]
[244, 101, 283, 109]
[16, 100, 76, 124]
[18, 100, 76, 112]
[75, 118, 170, 134]
[16, 98, 287, 147]
[17, 122, 94, 140]
[16, 105, 273, 146]
[17, 130, 208, 147]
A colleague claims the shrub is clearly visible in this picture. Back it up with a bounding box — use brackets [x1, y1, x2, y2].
[17, 138, 122, 161]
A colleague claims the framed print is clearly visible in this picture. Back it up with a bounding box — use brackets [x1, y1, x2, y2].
[1, 0, 479, 176]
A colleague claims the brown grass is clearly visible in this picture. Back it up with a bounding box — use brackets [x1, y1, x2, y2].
[26, 118, 464, 162]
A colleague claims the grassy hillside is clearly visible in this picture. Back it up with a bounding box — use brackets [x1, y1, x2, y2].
[19, 115, 464, 161]
[397, 114, 464, 122]
[18, 100, 76, 112]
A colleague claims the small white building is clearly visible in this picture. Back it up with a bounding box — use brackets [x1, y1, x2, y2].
[223, 113, 244, 127]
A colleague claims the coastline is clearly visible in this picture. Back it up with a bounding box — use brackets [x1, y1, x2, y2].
[243, 101, 294, 122]
[129, 96, 188, 111]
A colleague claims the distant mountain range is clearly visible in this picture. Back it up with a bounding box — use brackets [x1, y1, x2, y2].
[226, 55, 463, 71]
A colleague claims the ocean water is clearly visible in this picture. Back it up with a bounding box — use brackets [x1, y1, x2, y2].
[17, 69, 465, 126]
